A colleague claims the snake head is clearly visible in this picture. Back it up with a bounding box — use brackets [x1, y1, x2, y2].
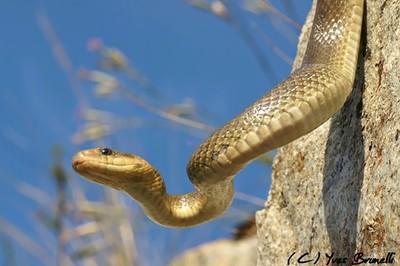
[71, 147, 158, 192]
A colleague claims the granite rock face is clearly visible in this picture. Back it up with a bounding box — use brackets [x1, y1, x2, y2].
[257, 1, 400, 265]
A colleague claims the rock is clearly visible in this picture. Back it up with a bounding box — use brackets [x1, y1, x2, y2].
[257, 1, 400, 265]
[169, 236, 257, 266]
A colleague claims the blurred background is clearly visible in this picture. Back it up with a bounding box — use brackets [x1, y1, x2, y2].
[0, 0, 310, 265]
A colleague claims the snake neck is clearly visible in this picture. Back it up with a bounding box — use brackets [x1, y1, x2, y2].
[123, 169, 235, 228]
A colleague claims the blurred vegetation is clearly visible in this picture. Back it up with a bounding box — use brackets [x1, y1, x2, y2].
[1, 0, 304, 265]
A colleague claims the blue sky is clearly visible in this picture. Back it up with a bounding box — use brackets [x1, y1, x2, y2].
[0, 0, 310, 265]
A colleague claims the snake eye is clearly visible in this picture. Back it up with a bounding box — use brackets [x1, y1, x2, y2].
[100, 147, 113, 155]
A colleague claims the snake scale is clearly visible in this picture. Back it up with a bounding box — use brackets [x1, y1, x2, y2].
[72, 0, 364, 228]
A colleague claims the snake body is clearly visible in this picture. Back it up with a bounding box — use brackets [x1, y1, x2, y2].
[72, 0, 364, 228]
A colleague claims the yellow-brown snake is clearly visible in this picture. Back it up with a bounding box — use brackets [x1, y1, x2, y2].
[72, 0, 364, 228]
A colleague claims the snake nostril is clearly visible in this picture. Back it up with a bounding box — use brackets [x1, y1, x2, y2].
[100, 147, 113, 155]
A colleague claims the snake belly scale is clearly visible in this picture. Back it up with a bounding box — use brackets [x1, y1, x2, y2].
[72, 0, 364, 228]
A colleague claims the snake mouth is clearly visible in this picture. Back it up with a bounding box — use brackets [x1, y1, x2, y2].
[71, 155, 103, 177]
[72, 162, 121, 190]
[71, 158, 82, 171]
[71, 152, 124, 190]
[71, 155, 85, 173]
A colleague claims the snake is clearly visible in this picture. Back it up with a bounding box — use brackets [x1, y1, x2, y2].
[72, 0, 364, 228]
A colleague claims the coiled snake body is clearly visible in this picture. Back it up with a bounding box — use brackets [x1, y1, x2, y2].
[72, 0, 364, 228]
